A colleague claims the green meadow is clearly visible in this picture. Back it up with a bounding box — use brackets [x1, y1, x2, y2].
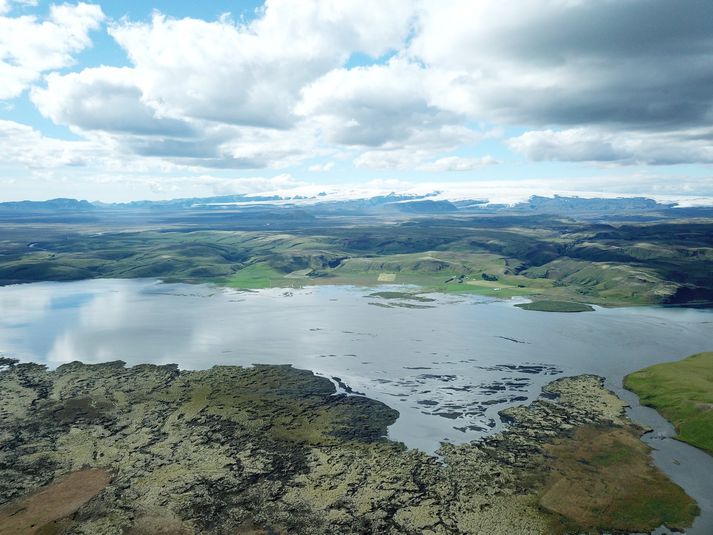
[625, 352, 713, 456]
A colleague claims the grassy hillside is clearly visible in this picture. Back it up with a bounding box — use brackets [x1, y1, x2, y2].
[0, 214, 712, 306]
[625, 352, 713, 456]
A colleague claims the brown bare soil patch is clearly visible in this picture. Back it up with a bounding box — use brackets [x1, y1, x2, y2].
[0, 469, 111, 535]
[124, 514, 194, 535]
[540, 425, 698, 534]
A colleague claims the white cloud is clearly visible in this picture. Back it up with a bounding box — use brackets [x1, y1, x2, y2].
[96, 173, 305, 197]
[108, 1, 414, 128]
[32, 66, 195, 136]
[28, 2, 419, 171]
[31, 65, 325, 169]
[308, 161, 335, 172]
[0, 118, 210, 175]
[0, 2, 104, 99]
[352, 123, 479, 170]
[353, 149, 420, 170]
[7, 0, 713, 194]
[418, 155, 498, 172]
[205, 174, 305, 195]
[509, 127, 713, 165]
[0, 0, 38, 16]
[299, 59, 446, 147]
[0, 119, 104, 168]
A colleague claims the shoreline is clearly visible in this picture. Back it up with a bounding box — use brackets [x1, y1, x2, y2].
[3, 274, 712, 310]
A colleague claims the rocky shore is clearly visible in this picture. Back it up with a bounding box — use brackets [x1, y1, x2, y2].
[0, 357, 698, 534]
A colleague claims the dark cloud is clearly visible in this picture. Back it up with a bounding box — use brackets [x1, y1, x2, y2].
[416, 0, 713, 131]
[127, 138, 221, 159]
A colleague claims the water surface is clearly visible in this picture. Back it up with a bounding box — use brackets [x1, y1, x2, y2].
[1, 279, 712, 533]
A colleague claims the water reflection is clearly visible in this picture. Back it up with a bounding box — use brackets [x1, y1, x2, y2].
[1, 278, 711, 442]
[1, 278, 713, 532]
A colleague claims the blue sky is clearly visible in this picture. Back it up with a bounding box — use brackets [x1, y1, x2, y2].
[1, 0, 712, 203]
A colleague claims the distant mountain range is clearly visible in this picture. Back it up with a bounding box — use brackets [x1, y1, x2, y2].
[0, 198, 97, 211]
[0, 193, 707, 219]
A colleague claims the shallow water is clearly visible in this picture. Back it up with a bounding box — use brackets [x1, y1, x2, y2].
[1, 279, 712, 533]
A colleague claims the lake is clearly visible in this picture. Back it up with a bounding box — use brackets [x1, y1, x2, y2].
[1, 278, 712, 533]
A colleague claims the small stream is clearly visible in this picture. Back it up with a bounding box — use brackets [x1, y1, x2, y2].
[619, 388, 713, 535]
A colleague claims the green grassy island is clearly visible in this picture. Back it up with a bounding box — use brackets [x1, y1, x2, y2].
[514, 300, 594, 313]
[625, 352, 713, 456]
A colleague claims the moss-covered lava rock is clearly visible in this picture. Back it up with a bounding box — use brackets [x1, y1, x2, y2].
[0, 359, 698, 534]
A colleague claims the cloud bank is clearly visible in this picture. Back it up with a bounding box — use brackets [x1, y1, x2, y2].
[0, 0, 712, 200]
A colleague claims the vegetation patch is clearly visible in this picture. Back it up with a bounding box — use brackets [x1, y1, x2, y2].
[224, 263, 290, 289]
[2, 214, 712, 306]
[367, 291, 435, 302]
[625, 352, 713, 456]
[0, 360, 698, 534]
[515, 300, 594, 313]
[540, 425, 697, 534]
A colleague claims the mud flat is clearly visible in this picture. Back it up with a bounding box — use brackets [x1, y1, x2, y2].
[0, 358, 697, 534]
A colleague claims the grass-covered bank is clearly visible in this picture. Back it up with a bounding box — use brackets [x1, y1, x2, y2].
[625, 352, 713, 456]
[515, 300, 594, 312]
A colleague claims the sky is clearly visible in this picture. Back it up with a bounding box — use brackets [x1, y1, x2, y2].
[0, 0, 712, 203]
